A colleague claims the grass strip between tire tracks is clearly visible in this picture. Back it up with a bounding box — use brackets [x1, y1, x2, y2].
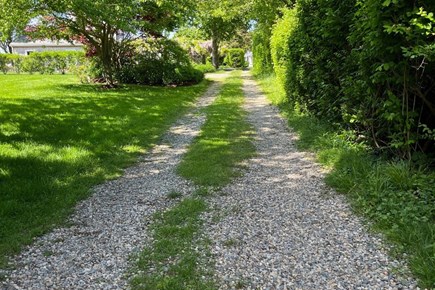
[177, 70, 256, 187]
[131, 71, 256, 289]
[130, 196, 214, 290]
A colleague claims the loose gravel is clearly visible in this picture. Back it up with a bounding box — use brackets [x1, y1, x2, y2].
[0, 74, 227, 290]
[204, 72, 419, 289]
[1, 71, 419, 290]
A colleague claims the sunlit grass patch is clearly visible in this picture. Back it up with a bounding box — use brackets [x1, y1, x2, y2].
[177, 71, 256, 187]
[0, 74, 210, 267]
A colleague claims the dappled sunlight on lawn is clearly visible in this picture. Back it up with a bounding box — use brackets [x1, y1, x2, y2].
[0, 74, 209, 266]
[178, 71, 256, 187]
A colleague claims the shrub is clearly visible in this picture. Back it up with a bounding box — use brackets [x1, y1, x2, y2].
[193, 62, 216, 73]
[223, 48, 245, 68]
[20, 51, 85, 74]
[21, 55, 39, 74]
[0, 55, 8, 74]
[347, 0, 435, 158]
[116, 39, 204, 86]
[0, 54, 24, 74]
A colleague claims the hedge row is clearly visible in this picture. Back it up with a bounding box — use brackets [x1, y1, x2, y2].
[223, 48, 246, 68]
[0, 51, 85, 74]
[263, 1, 435, 158]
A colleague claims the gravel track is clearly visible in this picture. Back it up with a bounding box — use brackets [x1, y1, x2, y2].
[204, 72, 418, 289]
[1, 75, 226, 290]
[1, 71, 419, 290]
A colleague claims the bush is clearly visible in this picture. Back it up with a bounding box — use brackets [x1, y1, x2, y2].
[18, 51, 85, 74]
[0, 54, 24, 74]
[116, 39, 204, 86]
[193, 62, 216, 73]
[347, 0, 435, 158]
[223, 48, 246, 68]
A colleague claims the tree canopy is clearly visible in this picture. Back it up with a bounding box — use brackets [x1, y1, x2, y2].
[0, 0, 34, 53]
[194, 0, 250, 68]
[16, 0, 196, 84]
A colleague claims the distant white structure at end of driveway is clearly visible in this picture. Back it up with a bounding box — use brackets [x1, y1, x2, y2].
[244, 50, 253, 68]
[10, 40, 84, 55]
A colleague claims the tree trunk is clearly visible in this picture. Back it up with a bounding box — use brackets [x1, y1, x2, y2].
[211, 36, 219, 69]
[6, 35, 13, 53]
[0, 38, 13, 54]
[100, 25, 115, 86]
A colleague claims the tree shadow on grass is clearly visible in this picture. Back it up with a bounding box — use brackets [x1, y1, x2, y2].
[0, 79, 209, 267]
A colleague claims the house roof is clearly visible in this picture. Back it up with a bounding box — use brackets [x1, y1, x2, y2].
[10, 40, 83, 48]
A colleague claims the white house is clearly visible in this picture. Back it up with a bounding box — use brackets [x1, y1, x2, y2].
[10, 40, 84, 55]
[244, 50, 253, 68]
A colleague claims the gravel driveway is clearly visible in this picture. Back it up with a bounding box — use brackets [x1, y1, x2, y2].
[1, 71, 418, 289]
[1, 75, 226, 290]
[204, 72, 418, 289]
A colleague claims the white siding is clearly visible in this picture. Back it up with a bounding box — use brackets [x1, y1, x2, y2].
[11, 41, 84, 55]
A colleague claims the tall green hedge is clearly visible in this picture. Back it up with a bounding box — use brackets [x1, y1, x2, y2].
[264, 0, 435, 157]
[270, 8, 297, 91]
[0, 54, 24, 74]
[252, 25, 274, 75]
[348, 0, 435, 158]
[223, 48, 246, 68]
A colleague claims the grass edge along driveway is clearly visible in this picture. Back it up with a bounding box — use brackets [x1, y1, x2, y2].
[256, 74, 435, 289]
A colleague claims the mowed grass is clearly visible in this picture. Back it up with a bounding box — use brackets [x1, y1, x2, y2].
[257, 74, 435, 288]
[0, 74, 209, 267]
[177, 71, 256, 187]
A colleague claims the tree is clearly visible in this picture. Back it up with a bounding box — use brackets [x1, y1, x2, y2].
[29, 0, 194, 85]
[249, 0, 295, 75]
[223, 27, 252, 52]
[195, 0, 250, 69]
[174, 27, 210, 63]
[0, 0, 34, 53]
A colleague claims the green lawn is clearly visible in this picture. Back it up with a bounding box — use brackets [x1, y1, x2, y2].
[0, 74, 209, 267]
